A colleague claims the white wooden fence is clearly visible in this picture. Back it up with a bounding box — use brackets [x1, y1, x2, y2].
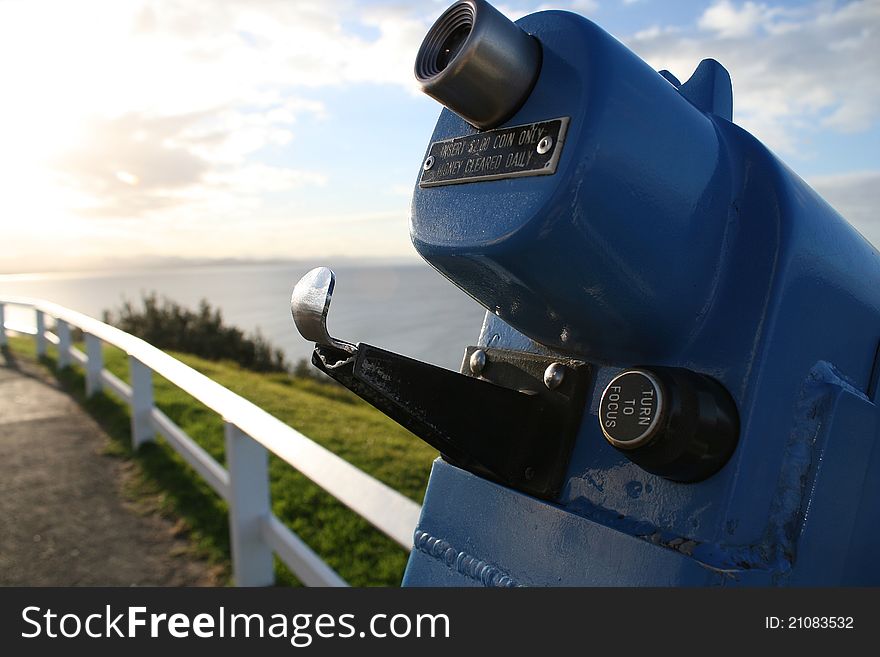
[0, 298, 422, 587]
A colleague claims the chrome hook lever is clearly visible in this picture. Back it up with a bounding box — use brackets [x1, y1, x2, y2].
[290, 267, 356, 354]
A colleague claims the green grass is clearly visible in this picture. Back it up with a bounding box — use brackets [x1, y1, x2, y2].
[5, 335, 437, 586]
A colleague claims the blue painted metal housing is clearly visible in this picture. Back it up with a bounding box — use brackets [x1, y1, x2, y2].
[405, 9, 880, 586]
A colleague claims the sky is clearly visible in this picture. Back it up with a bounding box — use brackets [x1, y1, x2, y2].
[0, 0, 877, 273]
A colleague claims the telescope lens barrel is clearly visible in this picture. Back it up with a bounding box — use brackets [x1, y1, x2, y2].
[415, 0, 541, 130]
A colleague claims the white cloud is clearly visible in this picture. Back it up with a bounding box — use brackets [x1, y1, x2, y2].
[51, 102, 327, 219]
[532, 1, 599, 14]
[570, 0, 601, 12]
[124, 0, 431, 98]
[697, 0, 779, 38]
[633, 24, 679, 41]
[809, 170, 880, 241]
[626, 0, 880, 155]
[0, 0, 431, 252]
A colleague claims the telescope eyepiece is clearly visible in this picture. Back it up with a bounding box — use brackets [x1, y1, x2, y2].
[416, 3, 474, 77]
[415, 0, 541, 130]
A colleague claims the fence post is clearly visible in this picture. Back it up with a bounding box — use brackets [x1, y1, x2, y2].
[225, 421, 274, 586]
[35, 310, 46, 356]
[85, 334, 103, 397]
[56, 319, 71, 369]
[129, 356, 154, 448]
[0, 302, 6, 347]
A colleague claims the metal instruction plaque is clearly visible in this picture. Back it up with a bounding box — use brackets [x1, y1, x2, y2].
[419, 117, 570, 188]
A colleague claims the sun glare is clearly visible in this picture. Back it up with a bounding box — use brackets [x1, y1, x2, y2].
[0, 1, 140, 233]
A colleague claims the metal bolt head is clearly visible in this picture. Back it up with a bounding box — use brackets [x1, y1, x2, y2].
[423, 155, 435, 171]
[536, 136, 553, 155]
[469, 349, 487, 376]
[543, 362, 566, 390]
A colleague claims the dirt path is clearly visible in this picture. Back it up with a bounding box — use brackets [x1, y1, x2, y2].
[0, 348, 217, 586]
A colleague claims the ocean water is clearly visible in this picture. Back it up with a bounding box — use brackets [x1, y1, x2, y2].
[0, 262, 487, 372]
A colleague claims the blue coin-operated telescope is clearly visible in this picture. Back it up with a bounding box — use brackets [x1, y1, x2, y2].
[292, 0, 880, 585]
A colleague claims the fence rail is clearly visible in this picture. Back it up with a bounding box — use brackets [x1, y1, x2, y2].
[0, 297, 422, 587]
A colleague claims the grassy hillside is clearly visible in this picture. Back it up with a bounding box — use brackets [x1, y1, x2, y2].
[5, 335, 438, 586]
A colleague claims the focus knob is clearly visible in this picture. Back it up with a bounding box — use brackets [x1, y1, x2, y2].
[598, 367, 739, 482]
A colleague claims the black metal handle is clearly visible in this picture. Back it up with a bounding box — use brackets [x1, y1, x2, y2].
[313, 343, 590, 500]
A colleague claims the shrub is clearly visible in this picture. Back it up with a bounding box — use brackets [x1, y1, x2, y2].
[103, 293, 289, 373]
